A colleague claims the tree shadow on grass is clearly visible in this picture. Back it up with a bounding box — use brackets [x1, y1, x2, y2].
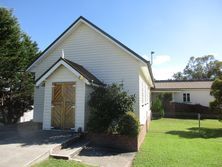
[166, 127, 222, 139]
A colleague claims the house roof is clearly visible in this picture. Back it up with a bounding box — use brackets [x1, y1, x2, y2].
[27, 16, 151, 68]
[153, 80, 213, 91]
[35, 57, 104, 86]
[63, 58, 104, 85]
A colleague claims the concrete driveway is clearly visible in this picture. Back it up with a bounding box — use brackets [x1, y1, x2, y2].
[0, 122, 74, 167]
[74, 145, 136, 167]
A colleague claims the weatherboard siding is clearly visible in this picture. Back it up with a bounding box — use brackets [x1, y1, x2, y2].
[173, 89, 214, 107]
[84, 85, 94, 130]
[32, 22, 141, 121]
[33, 86, 44, 122]
[42, 65, 85, 130]
[139, 72, 151, 124]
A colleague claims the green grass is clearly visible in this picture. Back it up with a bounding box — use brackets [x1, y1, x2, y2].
[133, 118, 222, 167]
[32, 158, 91, 167]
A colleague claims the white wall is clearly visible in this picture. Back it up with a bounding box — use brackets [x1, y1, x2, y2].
[42, 65, 85, 131]
[84, 85, 94, 130]
[31, 22, 141, 122]
[139, 72, 151, 124]
[33, 86, 44, 122]
[19, 109, 33, 123]
[173, 89, 214, 107]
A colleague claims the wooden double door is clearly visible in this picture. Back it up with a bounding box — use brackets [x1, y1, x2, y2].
[51, 82, 75, 129]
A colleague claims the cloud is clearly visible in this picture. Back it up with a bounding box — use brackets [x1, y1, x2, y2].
[152, 66, 182, 80]
[153, 55, 171, 65]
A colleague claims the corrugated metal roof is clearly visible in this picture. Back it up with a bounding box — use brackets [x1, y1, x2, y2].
[154, 80, 213, 90]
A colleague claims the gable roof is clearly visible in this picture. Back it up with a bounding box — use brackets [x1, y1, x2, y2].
[63, 58, 104, 85]
[153, 80, 213, 91]
[27, 16, 150, 71]
[35, 57, 104, 86]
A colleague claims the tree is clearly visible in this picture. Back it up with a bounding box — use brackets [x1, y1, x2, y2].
[172, 72, 184, 80]
[210, 78, 222, 121]
[0, 8, 39, 124]
[151, 96, 164, 118]
[173, 55, 222, 80]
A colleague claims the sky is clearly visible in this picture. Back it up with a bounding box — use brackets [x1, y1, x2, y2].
[1, 0, 222, 79]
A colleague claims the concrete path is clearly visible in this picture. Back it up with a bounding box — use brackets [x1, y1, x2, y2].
[0, 122, 75, 167]
[73, 146, 136, 167]
[51, 138, 90, 159]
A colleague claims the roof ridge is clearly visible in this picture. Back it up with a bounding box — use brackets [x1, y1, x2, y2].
[155, 79, 213, 83]
[63, 58, 83, 67]
[62, 58, 104, 85]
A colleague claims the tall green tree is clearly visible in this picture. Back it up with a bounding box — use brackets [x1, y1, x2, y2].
[210, 78, 222, 121]
[0, 8, 39, 124]
[173, 55, 222, 80]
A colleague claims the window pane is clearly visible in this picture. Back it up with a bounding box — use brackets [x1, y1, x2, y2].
[187, 93, 190, 102]
[183, 93, 186, 102]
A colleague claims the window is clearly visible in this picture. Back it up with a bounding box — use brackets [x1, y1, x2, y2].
[141, 80, 149, 105]
[183, 93, 190, 102]
[145, 85, 147, 103]
[187, 93, 190, 102]
[183, 93, 186, 102]
[142, 82, 144, 104]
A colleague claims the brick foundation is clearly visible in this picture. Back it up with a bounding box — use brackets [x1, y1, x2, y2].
[87, 113, 151, 152]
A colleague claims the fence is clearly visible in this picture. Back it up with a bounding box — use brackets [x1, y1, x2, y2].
[163, 102, 218, 119]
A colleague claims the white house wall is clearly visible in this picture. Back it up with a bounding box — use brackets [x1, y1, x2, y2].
[84, 85, 94, 130]
[173, 89, 214, 107]
[33, 86, 44, 122]
[31, 22, 140, 122]
[42, 65, 85, 131]
[139, 72, 151, 124]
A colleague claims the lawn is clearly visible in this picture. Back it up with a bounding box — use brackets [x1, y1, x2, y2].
[32, 158, 91, 167]
[133, 118, 222, 167]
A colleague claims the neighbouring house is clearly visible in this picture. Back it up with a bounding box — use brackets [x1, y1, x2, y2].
[27, 16, 154, 132]
[152, 80, 214, 107]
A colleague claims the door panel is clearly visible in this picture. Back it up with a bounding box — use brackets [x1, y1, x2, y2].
[51, 104, 62, 128]
[51, 82, 75, 129]
[64, 102, 74, 129]
[63, 83, 75, 129]
[51, 84, 63, 129]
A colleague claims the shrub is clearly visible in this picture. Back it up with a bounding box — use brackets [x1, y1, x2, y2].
[151, 97, 164, 118]
[107, 119, 119, 134]
[117, 111, 139, 137]
[87, 83, 135, 133]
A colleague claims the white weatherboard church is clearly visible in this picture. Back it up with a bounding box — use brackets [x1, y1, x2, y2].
[27, 16, 154, 131]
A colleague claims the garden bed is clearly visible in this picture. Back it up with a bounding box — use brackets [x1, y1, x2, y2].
[86, 120, 149, 152]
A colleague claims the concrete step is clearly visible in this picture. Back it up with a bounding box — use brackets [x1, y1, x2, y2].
[50, 138, 90, 160]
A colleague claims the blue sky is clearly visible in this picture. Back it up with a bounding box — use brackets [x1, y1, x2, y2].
[1, 0, 222, 79]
